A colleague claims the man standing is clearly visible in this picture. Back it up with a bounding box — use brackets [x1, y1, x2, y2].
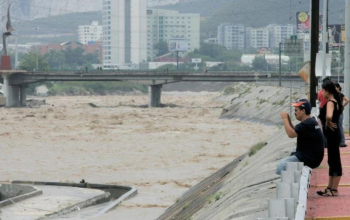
[276, 99, 324, 175]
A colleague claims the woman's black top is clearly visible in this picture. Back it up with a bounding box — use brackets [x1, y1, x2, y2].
[322, 100, 341, 132]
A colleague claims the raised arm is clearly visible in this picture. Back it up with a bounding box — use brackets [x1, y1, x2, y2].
[280, 112, 297, 138]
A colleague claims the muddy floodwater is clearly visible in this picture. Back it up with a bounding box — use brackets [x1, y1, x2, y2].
[0, 92, 277, 220]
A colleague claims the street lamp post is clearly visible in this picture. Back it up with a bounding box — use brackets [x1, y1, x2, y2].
[35, 27, 39, 71]
[330, 28, 343, 83]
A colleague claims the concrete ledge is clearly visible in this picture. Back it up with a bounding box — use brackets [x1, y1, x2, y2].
[11, 180, 137, 218]
[38, 191, 110, 219]
[0, 184, 42, 208]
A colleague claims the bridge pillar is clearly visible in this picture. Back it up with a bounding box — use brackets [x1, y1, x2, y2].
[1, 72, 20, 107]
[2, 73, 10, 98]
[20, 86, 27, 107]
[149, 85, 162, 107]
[7, 85, 20, 107]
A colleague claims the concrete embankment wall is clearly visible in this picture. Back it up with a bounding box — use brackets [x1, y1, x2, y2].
[193, 83, 306, 220]
[158, 83, 307, 220]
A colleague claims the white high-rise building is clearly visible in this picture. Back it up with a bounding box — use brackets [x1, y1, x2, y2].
[268, 24, 294, 49]
[147, 9, 200, 61]
[102, 0, 147, 67]
[246, 27, 270, 49]
[78, 21, 103, 45]
[217, 24, 245, 50]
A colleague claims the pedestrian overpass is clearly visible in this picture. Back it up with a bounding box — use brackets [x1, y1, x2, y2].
[0, 70, 309, 107]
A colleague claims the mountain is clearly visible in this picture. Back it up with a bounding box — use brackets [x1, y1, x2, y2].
[5, 0, 347, 41]
[155, 0, 231, 17]
[156, 0, 345, 38]
[14, 11, 102, 36]
[148, 0, 180, 7]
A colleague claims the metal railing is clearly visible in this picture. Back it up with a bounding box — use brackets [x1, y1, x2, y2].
[257, 162, 312, 220]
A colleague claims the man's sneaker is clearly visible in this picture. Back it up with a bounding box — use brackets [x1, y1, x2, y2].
[340, 144, 347, 148]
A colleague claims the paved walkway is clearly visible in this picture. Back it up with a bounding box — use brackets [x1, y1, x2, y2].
[0, 185, 106, 220]
[306, 135, 350, 220]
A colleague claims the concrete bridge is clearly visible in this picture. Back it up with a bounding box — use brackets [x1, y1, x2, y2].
[0, 70, 312, 107]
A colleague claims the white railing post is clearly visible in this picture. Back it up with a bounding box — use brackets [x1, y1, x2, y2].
[258, 163, 312, 220]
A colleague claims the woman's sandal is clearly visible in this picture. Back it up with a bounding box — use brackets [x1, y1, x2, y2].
[317, 187, 332, 196]
[331, 189, 339, 196]
[317, 187, 339, 196]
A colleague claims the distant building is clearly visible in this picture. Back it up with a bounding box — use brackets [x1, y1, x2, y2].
[268, 24, 295, 49]
[203, 38, 218, 44]
[146, 9, 200, 61]
[102, 0, 147, 67]
[246, 27, 270, 49]
[241, 54, 290, 66]
[35, 85, 49, 96]
[78, 21, 103, 45]
[217, 24, 245, 50]
[38, 41, 103, 62]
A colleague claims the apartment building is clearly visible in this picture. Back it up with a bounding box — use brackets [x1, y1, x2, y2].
[102, 0, 147, 67]
[268, 24, 295, 48]
[217, 24, 245, 50]
[78, 21, 103, 45]
[146, 9, 200, 61]
[246, 27, 270, 49]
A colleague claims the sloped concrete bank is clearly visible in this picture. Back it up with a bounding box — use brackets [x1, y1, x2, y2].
[157, 83, 307, 220]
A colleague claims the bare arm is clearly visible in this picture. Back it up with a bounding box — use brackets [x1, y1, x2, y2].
[287, 114, 295, 130]
[280, 112, 297, 138]
[326, 101, 337, 131]
[343, 96, 349, 107]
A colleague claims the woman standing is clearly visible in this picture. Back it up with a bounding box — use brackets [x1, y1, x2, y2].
[317, 80, 344, 196]
[334, 82, 349, 147]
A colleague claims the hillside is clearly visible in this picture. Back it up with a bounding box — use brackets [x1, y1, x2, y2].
[10, 0, 346, 41]
[155, 0, 232, 17]
[14, 11, 102, 36]
[159, 0, 345, 38]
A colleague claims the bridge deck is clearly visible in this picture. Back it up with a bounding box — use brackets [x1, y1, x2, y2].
[5, 71, 308, 86]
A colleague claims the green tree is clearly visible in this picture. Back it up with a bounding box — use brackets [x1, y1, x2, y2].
[245, 47, 259, 54]
[187, 51, 214, 62]
[187, 44, 243, 62]
[219, 49, 242, 62]
[252, 56, 268, 70]
[6, 51, 26, 69]
[198, 43, 226, 59]
[63, 47, 85, 69]
[44, 50, 65, 70]
[61, 47, 99, 70]
[154, 41, 169, 57]
[210, 61, 251, 71]
[19, 52, 50, 71]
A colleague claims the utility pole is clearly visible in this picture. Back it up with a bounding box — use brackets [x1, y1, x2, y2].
[310, 0, 320, 107]
[344, 0, 350, 131]
[35, 27, 39, 71]
[15, 36, 18, 69]
[326, 0, 329, 54]
[279, 42, 282, 86]
[322, 0, 328, 79]
[176, 51, 179, 70]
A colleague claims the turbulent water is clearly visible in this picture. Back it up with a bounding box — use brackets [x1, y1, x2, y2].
[0, 92, 277, 220]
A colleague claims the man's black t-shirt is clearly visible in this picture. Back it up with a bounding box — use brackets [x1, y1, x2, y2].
[294, 117, 324, 168]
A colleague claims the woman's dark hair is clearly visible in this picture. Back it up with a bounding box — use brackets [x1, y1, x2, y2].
[334, 82, 342, 91]
[322, 80, 344, 113]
